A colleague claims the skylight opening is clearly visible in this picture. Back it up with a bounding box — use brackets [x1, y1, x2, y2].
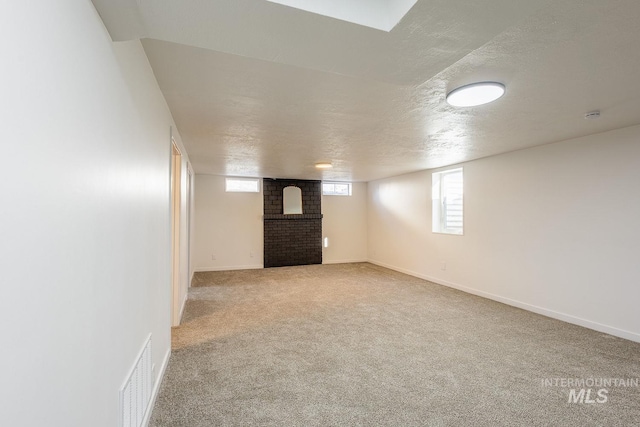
[264, 0, 417, 32]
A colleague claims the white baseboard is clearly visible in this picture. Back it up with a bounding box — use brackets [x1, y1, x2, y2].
[143, 346, 171, 427]
[367, 259, 640, 344]
[322, 258, 368, 265]
[194, 264, 263, 272]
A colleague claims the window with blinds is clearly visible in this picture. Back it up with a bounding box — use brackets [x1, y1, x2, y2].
[432, 168, 463, 235]
[322, 182, 352, 196]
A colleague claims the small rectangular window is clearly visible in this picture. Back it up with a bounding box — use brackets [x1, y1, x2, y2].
[322, 182, 352, 196]
[225, 177, 260, 193]
[432, 168, 463, 235]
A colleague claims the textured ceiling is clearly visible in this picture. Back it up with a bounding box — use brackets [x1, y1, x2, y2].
[93, 0, 640, 181]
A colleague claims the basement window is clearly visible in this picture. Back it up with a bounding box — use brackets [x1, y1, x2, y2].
[432, 168, 463, 235]
[323, 182, 352, 196]
[225, 178, 260, 193]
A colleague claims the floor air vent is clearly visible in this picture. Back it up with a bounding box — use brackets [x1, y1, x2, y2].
[119, 335, 153, 427]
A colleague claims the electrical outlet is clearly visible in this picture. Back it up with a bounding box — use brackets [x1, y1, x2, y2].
[250, 251, 254, 258]
[212, 254, 216, 260]
[441, 261, 447, 271]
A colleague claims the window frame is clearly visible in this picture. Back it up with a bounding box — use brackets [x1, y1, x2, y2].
[322, 181, 352, 196]
[225, 177, 260, 193]
[432, 168, 463, 235]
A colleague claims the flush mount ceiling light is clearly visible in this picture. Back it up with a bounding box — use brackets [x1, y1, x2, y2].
[315, 162, 333, 169]
[446, 82, 506, 107]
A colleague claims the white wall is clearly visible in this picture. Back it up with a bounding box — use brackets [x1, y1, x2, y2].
[194, 178, 368, 269]
[322, 182, 368, 263]
[194, 175, 264, 271]
[368, 125, 640, 342]
[0, 2, 190, 425]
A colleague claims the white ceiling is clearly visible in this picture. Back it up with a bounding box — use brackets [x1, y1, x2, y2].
[92, 0, 640, 182]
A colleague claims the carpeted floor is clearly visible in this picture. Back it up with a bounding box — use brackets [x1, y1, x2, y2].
[149, 263, 640, 426]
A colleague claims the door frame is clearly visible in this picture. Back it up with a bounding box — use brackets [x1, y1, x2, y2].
[170, 138, 182, 326]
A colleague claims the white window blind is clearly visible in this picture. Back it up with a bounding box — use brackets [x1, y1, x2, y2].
[432, 168, 463, 235]
[322, 182, 352, 196]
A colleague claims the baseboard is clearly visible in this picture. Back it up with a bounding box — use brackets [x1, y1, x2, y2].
[195, 264, 263, 272]
[367, 259, 640, 344]
[142, 346, 171, 427]
[322, 259, 368, 265]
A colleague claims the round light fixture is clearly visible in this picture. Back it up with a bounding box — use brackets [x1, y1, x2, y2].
[315, 162, 332, 169]
[446, 82, 506, 107]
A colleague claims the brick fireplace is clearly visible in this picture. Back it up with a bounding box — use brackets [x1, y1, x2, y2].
[263, 179, 323, 268]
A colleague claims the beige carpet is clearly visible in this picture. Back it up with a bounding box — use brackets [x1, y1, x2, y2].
[149, 263, 640, 426]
